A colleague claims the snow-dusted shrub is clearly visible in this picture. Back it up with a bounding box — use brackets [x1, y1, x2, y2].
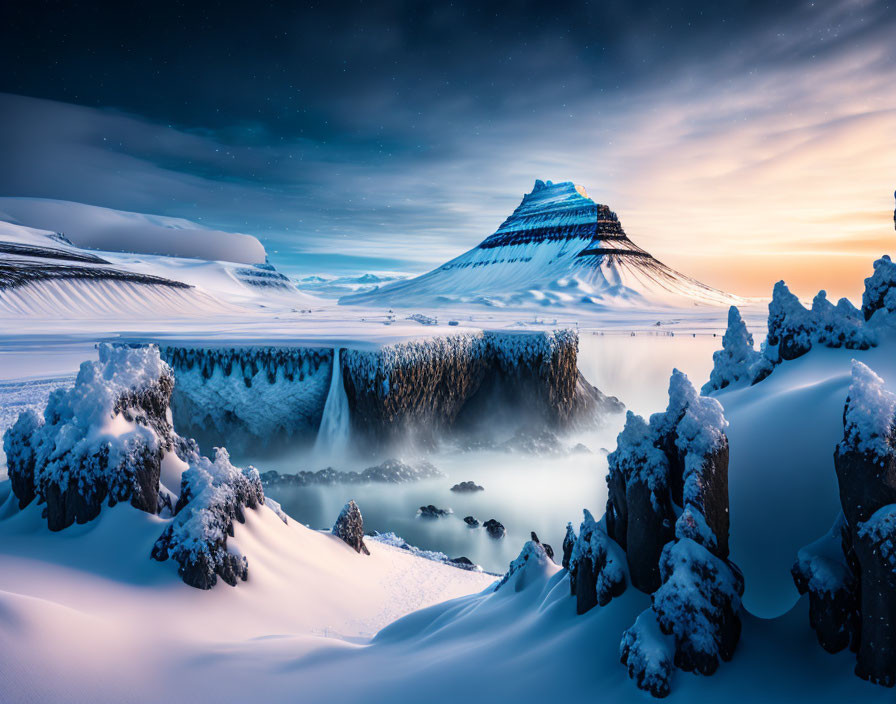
[702, 306, 761, 394]
[567, 509, 627, 612]
[620, 609, 675, 698]
[2, 343, 174, 530]
[152, 446, 265, 590]
[652, 538, 744, 676]
[862, 254, 896, 321]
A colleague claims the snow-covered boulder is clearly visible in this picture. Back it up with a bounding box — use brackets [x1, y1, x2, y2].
[3, 343, 175, 530]
[793, 361, 896, 686]
[2, 343, 272, 590]
[652, 538, 744, 676]
[332, 500, 370, 555]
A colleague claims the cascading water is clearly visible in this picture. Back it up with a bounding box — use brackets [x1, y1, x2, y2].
[313, 348, 351, 461]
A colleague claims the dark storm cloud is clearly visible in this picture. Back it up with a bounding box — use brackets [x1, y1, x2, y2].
[0, 0, 894, 285]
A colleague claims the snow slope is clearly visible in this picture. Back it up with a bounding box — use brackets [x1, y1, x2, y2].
[0, 197, 267, 264]
[0, 498, 495, 703]
[343, 180, 742, 310]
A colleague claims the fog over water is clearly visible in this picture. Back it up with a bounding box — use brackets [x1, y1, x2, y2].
[253, 333, 721, 573]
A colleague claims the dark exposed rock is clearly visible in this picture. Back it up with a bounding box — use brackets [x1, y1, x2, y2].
[261, 459, 443, 488]
[463, 516, 480, 528]
[605, 412, 675, 593]
[418, 504, 451, 519]
[332, 500, 370, 555]
[562, 522, 576, 570]
[450, 480, 484, 493]
[341, 330, 622, 448]
[568, 510, 627, 613]
[483, 518, 505, 539]
[448, 556, 476, 570]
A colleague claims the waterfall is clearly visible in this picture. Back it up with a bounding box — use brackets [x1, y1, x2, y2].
[313, 348, 351, 459]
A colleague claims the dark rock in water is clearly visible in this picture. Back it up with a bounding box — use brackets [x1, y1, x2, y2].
[483, 518, 505, 539]
[332, 500, 370, 555]
[418, 504, 451, 519]
[464, 515, 480, 528]
[530, 531, 554, 562]
[450, 480, 484, 493]
[261, 459, 443, 487]
[448, 556, 476, 570]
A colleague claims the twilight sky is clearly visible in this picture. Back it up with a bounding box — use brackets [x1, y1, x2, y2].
[1, 0, 894, 298]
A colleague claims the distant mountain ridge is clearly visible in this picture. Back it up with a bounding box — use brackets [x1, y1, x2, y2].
[342, 179, 741, 309]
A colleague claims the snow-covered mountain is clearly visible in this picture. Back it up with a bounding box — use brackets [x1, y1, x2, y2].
[342, 179, 741, 309]
[0, 205, 318, 320]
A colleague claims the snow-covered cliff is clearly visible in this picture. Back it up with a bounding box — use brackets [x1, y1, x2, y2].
[163, 329, 622, 451]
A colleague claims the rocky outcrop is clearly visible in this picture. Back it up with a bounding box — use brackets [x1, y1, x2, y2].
[793, 361, 896, 686]
[704, 258, 895, 393]
[260, 459, 443, 487]
[418, 505, 451, 519]
[483, 518, 506, 539]
[567, 510, 627, 614]
[3, 344, 175, 530]
[342, 330, 622, 447]
[450, 481, 484, 493]
[332, 500, 370, 555]
[530, 532, 554, 561]
[463, 515, 480, 527]
[2, 343, 270, 590]
[563, 369, 741, 696]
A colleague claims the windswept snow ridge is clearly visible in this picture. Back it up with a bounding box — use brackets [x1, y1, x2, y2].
[342, 179, 740, 309]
